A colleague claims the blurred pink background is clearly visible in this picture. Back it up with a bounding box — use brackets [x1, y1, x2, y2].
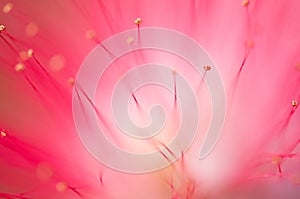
[0, 0, 300, 198]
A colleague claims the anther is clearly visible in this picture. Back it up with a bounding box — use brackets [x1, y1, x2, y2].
[134, 18, 142, 27]
[203, 65, 211, 71]
[292, 100, 298, 108]
[0, 24, 6, 32]
[0, 130, 7, 137]
[68, 77, 75, 86]
[27, 49, 34, 57]
[15, 63, 25, 72]
[241, 0, 250, 7]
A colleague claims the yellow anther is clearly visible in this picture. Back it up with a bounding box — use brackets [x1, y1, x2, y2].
[203, 65, 211, 71]
[27, 49, 34, 57]
[0, 24, 6, 31]
[134, 18, 142, 26]
[241, 0, 250, 7]
[0, 130, 7, 137]
[292, 100, 298, 108]
[15, 63, 25, 72]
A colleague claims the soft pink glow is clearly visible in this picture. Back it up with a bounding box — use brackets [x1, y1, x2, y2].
[0, 0, 300, 198]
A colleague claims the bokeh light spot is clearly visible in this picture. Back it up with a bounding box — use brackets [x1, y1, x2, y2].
[49, 54, 66, 72]
[36, 162, 53, 181]
[85, 29, 96, 40]
[245, 39, 254, 49]
[0, 130, 7, 137]
[19, 51, 29, 61]
[3, 2, 13, 14]
[25, 22, 39, 37]
[56, 182, 67, 192]
[295, 63, 300, 71]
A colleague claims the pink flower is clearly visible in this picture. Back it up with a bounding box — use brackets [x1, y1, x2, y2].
[0, 0, 300, 198]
